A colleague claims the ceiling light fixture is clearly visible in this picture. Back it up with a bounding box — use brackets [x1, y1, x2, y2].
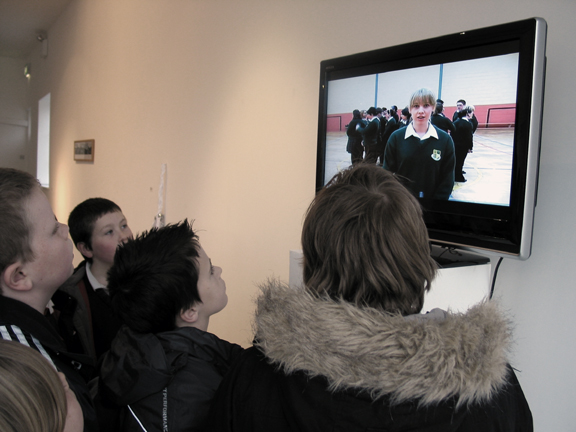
[37, 32, 48, 57]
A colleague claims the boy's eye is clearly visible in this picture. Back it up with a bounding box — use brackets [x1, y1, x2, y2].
[105, 230, 113, 235]
[210, 265, 215, 275]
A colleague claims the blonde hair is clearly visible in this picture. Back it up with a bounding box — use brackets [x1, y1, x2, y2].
[409, 88, 436, 109]
[0, 340, 67, 432]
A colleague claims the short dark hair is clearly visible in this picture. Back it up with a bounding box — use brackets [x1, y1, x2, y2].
[458, 106, 473, 119]
[366, 107, 378, 116]
[68, 198, 122, 260]
[457, 99, 466, 106]
[434, 102, 444, 115]
[0, 168, 39, 276]
[301, 164, 437, 315]
[108, 220, 201, 333]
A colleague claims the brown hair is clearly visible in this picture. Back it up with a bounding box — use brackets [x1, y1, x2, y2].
[0, 168, 39, 276]
[0, 340, 67, 432]
[301, 164, 437, 315]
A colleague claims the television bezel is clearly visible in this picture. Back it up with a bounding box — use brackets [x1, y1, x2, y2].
[315, 17, 547, 260]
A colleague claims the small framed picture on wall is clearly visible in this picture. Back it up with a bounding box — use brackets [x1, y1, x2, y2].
[74, 139, 95, 162]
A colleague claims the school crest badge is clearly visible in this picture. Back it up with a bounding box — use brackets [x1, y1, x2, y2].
[431, 149, 441, 161]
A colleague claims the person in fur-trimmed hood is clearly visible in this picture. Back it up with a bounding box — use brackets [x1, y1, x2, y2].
[208, 164, 532, 431]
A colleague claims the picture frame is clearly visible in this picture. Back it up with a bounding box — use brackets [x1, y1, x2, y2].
[74, 139, 95, 162]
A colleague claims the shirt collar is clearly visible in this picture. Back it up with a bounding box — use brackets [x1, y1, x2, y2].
[404, 122, 438, 140]
[85, 261, 108, 292]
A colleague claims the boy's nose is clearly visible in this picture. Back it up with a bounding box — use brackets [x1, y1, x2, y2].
[120, 228, 134, 243]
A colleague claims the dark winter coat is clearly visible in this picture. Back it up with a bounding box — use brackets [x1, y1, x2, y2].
[52, 261, 122, 363]
[99, 325, 244, 431]
[209, 281, 533, 432]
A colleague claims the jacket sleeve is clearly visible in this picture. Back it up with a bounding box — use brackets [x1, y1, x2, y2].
[433, 135, 455, 200]
[0, 324, 58, 368]
[208, 348, 258, 432]
[383, 130, 400, 172]
[456, 365, 533, 431]
[447, 118, 456, 135]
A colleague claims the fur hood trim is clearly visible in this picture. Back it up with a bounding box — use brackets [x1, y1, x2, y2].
[253, 280, 512, 407]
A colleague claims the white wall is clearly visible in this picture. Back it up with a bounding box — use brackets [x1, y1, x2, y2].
[23, 0, 576, 429]
[0, 57, 29, 171]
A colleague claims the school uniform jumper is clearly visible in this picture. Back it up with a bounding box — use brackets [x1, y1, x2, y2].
[383, 124, 455, 199]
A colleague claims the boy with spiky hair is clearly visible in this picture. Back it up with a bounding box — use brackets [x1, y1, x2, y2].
[383, 88, 456, 200]
[52, 198, 133, 362]
[0, 167, 99, 432]
[98, 220, 243, 431]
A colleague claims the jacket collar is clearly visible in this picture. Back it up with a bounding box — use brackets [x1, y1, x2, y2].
[0, 295, 64, 349]
[254, 280, 512, 407]
[405, 121, 438, 140]
[100, 325, 229, 404]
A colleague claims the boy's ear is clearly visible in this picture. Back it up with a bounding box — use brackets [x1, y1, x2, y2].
[179, 305, 199, 325]
[1, 261, 33, 292]
[76, 242, 93, 259]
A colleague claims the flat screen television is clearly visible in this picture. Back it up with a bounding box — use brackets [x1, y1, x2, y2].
[316, 18, 547, 260]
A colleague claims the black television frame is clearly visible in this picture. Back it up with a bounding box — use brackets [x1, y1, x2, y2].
[315, 18, 547, 260]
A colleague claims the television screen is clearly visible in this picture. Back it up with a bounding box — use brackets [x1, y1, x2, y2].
[316, 18, 547, 260]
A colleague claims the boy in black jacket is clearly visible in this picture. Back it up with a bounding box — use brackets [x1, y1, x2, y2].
[98, 220, 243, 431]
[0, 168, 99, 432]
[52, 197, 133, 363]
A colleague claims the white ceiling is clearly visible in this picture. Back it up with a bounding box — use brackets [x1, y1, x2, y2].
[0, 0, 73, 58]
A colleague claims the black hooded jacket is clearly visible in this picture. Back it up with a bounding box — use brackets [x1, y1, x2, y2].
[99, 325, 243, 431]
